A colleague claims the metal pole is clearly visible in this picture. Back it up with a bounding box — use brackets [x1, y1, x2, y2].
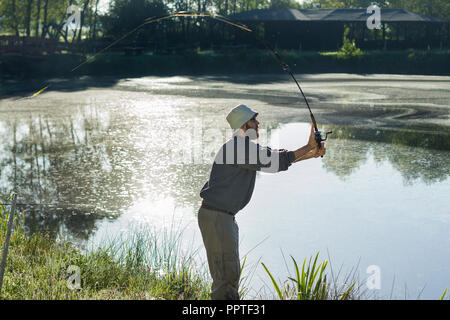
[0, 194, 17, 297]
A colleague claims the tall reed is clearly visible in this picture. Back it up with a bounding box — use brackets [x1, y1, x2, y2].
[262, 252, 357, 300]
[0, 199, 210, 300]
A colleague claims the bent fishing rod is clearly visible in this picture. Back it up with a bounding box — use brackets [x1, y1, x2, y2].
[26, 10, 331, 150]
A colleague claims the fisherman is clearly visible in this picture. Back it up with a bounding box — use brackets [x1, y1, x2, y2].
[198, 104, 326, 300]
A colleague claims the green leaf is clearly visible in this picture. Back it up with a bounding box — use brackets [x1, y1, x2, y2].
[240, 256, 246, 278]
[261, 262, 283, 300]
[340, 282, 355, 300]
[291, 255, 301, 299]
[440, 288, 448, 300]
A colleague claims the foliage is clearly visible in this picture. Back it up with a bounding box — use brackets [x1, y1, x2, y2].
[269, 0, 301, 9]
[100, 0, 167, 41]
[0, 0, 448, 50]
[0, 0, 102, 42]
[1, 49, 449, 81]
[262, 252, 357, 300]
[0, 200, 210, 300]
[337, 27, 364, 59]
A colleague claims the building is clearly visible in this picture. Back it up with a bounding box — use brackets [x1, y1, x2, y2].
[227, 8, 449, 50]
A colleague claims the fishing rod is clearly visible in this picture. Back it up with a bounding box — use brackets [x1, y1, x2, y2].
[146, 12, 332, 151]
[25, 10, 331, 151]
[251, 34, 332, 154]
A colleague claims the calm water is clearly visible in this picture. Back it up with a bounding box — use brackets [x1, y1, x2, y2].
[0, 74, 449, 299]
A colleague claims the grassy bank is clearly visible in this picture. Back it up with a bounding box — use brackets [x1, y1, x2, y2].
[1, 200, 448, 300]
[0, 201, 210, 300]
[0, 199, 358, 300]
[1, 49, 449, 79]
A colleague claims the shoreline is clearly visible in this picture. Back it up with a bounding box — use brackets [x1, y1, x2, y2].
[1, 49, 449, 80]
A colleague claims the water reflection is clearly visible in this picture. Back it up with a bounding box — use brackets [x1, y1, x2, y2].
[0, 74, 448, 243]
[1, 75, 448, 300]
[327, 125, 450, 151]
[322, 137, 450, 185]
[0, 108, 131, 240]
[0, 99, 448, 242]
[0, 100, 231, 241]
[322, 125, 450, 185]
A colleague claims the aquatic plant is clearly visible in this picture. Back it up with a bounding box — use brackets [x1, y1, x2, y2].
[262, 252, 357, 300]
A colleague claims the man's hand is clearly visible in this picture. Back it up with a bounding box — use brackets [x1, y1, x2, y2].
[308, 124, 326, 157]
[312, 142, 326, 158]
[292, 124, 326, 162]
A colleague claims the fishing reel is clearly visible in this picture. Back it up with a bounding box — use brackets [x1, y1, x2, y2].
[314, 129, 332, 158]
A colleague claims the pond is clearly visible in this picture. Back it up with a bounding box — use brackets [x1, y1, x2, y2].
[0, 73, 449, 299]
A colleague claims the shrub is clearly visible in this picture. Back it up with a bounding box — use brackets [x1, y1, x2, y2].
[337, 27, 364, 59]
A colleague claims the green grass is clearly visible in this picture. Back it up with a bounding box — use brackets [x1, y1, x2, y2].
[0, 200, 210, 300]
[1, 199, 449, 300]
[261, 252, 450, 300]
[262, 252, 357, 300]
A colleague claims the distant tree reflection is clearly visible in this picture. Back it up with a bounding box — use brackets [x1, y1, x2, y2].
[0, 103, 448, 243]
[322, 125, 450, 185]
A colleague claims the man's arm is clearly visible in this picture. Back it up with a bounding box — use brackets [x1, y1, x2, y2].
[292, 144, 315, 162]
[292, 143, 325, 163]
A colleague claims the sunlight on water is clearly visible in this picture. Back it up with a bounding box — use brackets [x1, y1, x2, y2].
[0, 74, 448, 299]
[239, 122, 450, 299]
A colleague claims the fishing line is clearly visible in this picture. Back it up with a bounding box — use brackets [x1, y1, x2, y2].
[0, 202, 98, 208]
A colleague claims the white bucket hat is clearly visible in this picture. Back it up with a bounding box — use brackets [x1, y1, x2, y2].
[226, 104, 258, 130]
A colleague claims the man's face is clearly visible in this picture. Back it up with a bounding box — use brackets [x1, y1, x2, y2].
[245, 116, 259, 139]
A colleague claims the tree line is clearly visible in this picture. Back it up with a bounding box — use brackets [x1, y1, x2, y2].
[0, 0, 448, 44]
[0, 0, 101, 42]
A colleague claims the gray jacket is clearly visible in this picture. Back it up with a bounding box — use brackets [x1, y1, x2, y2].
[200, 135, 295, 215]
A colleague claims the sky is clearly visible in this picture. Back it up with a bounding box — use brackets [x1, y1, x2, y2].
[97, 0, 110, 14]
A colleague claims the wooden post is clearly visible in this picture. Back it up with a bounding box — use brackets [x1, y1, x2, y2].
[0, 194, 17, 297]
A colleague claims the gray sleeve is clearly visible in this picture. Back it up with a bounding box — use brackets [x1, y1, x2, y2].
[259, 149, 295, 173]
[214, 137, 294, 173]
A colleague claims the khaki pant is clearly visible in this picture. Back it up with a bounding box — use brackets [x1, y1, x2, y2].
[198, 207, 240, 300]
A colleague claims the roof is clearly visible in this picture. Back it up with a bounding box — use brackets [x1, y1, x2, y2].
[228, 8, 448, 23]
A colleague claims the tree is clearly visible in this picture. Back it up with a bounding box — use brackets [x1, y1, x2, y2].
[388, 0, 450, 21]
[0, 0, 101, 42]
[269, 0, 300, 9]
[35, 0, 41, 37]
[0, 0, 20, 35]
[41, 0, 50, 38]
[101, 0, 168, 42]
[25, 0, 33, 36]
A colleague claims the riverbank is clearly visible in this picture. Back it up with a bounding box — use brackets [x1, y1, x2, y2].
[0, 201, 361, 300]
[2, 200, 449, 300]
[1, 49, 449, 79]
[0, 203, 210, 299]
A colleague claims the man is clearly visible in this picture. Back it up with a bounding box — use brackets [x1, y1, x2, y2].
[198, 104, 326, 300]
